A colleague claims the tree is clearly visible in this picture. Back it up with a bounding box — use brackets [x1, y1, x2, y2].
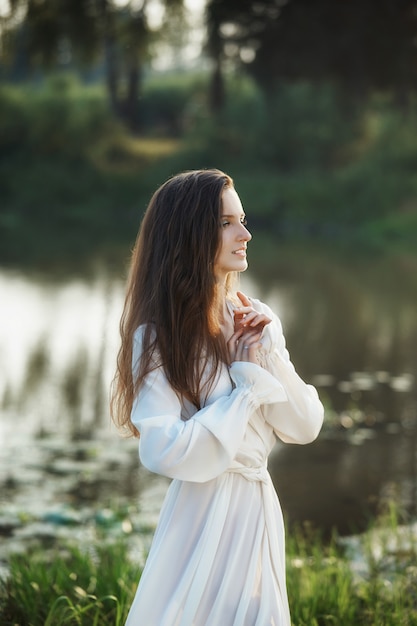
[0, 0, 185, 131]
[206, 0, 417, 104]
[98, 0, 151, 131]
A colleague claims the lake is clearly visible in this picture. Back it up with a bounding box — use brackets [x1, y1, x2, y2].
[0, 249, 416, 566]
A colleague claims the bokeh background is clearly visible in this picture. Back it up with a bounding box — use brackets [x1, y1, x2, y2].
[0, 0, 416, 584]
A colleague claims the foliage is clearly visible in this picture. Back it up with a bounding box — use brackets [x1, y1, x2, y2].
[206, 0, 417, 101]
[1, 74, 417, 265]
[2, 0, 417, 133]
[0, 75, 118, 159]
[286, 528, 360, 624]
[0, 74, 181, 263]
[139, 71, 208, 137]
[0, 541, 139, 625]
[0, 0, 189, 129]
[286, 517, 417, 625]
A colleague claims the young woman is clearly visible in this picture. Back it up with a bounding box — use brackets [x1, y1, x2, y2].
[111, 168, 324, 626]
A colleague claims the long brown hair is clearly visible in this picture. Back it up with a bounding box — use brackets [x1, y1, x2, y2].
[111, 169, 235, 437]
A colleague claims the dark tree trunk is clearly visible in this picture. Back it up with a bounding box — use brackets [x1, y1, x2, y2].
[209, 57, 225, 116]
[124, 49, 140, 131]
[100, 0, 120, 118]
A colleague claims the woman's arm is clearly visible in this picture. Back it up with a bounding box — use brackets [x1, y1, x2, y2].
[250, 299, 324, 445]
[131, 328, 287, 483]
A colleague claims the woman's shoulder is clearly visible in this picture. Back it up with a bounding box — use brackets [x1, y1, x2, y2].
[133, 323, 157, 358]
[133, 323, 156, 342]
[132, 324, 161, 371]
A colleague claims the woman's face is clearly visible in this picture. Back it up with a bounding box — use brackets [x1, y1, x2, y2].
[214, 187, 252, 282]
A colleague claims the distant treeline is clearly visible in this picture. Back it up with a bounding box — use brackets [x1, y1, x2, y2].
[1, 73, 417, 266]
[1, 0, 416, 132]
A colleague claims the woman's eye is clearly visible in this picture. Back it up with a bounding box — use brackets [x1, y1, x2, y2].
[241, 218, 247, 226]
[221, 221, 230, 228]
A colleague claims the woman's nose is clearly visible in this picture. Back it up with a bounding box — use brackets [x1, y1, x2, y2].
[239, 225, 252, 241]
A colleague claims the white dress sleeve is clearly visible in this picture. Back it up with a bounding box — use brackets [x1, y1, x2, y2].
[131, 327, 287, 483]
[252, 299, 324, 445]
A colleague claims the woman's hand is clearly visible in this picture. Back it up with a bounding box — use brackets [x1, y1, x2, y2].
[233, 291, 272, 334]
[227, 327, 263, 364]
[227, 292, 271, 364]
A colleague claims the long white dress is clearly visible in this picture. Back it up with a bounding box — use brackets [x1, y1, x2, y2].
[125, 298, 324, 626]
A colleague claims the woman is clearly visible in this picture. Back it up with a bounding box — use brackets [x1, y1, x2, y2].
[111, 168, 324, 626]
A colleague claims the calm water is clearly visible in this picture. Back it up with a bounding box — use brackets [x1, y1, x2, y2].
[0, 251, 416, 562]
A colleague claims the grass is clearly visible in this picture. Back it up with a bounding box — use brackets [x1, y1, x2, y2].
[0, 541, 140, 626]
[1, 507, 416, 625]
[286, 516, 417, 625]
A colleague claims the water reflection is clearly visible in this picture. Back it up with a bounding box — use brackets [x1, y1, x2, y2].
[0, 267, 124, 438]
[251, 253, 417, 532]
[0, 252, 416, 556]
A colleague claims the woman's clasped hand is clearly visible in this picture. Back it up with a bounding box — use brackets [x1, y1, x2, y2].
[228, 290, 272, 364]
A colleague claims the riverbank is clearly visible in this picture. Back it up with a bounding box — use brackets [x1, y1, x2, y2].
[1, 501, 416, 625]
[2, 77, 417, 266]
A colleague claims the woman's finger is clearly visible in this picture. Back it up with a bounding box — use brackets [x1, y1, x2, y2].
[227, 327, 244, 362]
[234, 292, 272, 331]
[234, 309, 271, 331]
[234, 331, 262, 363]
[237, 291, 251, 307]
[243, 311, 271, 328]
[233, 310, 246, 332]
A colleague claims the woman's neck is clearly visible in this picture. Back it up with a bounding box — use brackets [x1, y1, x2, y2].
[214, 282, 234, 340]
[214, 280, 227, 320]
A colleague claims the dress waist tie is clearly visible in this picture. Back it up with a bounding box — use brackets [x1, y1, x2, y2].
[226, 463, 270, 484]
